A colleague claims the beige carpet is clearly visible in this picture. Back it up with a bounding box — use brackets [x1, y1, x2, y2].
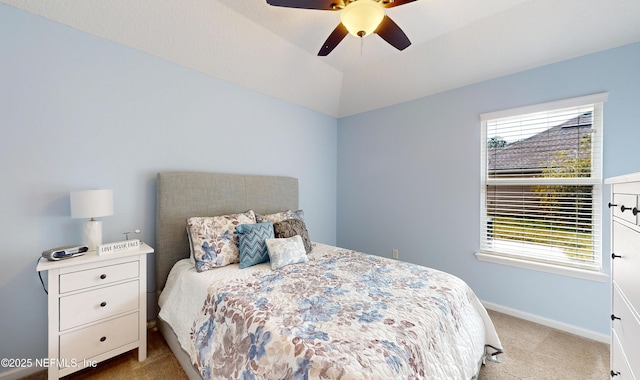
[23, 310, 609, 379]
[22, 329, 188, 380]
[479, 310, 610, 380]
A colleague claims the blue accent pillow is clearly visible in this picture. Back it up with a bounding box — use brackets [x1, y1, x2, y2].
[235, 222, 274, 269]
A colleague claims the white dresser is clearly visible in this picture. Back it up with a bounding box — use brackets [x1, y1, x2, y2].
[605, 173, 640, 379]
[36, 243, 153, 379]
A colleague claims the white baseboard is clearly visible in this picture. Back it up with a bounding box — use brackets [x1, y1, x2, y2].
[481, 300, 610, 344]
[0, 366, 45, 380]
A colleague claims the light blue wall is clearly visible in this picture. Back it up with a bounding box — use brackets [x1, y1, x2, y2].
[4, 1, 639, 373]
[0, 4, 337, 372]
[337, 41, 640, 336]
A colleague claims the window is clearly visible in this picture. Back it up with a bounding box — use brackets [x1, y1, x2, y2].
[477, 93, 608, 281]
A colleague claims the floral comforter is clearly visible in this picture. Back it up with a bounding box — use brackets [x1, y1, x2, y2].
[160, 243, 502, 380]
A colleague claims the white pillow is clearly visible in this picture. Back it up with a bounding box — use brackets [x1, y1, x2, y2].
[265, 235, 308, 270]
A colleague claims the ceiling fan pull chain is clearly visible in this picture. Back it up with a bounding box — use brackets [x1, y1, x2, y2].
[360, 37, 363, 56]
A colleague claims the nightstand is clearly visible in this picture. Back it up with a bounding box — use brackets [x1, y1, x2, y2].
[36, 243, 154, 380]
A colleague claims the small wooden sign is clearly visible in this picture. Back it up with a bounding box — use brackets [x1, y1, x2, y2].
[97, 239, 140, 255]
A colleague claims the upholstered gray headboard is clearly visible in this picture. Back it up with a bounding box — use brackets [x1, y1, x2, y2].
[155, 171, 298, 291]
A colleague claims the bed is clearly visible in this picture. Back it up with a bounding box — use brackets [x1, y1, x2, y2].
[155, 171, 502, 380]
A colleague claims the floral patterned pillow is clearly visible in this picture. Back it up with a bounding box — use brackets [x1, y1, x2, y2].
[265, 235, 308, 270]
[255, 209, 304, 224]
[187, 210, 256, 272]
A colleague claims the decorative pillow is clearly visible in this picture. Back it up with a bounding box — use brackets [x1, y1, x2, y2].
[255, 209, 304, 224]
[291, 209, 304, 221]
[187, 210, 256, 272]
[235, 222, 274, 269]
[273, 218, 312, 253]
[265, 235, 308, 270]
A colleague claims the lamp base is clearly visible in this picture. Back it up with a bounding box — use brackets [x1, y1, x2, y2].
[83, 220, 102, 251]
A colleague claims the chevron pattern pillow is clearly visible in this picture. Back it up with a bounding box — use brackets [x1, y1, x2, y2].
[236, 222, 274, 269]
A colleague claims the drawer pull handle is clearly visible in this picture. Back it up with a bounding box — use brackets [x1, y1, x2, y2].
[608, 202, 617, 208]
[611, 370, 620, 377]
[100, 302, 107, 307]
[611, 314, 621, 321]
[620, 205, 632, 213]
[611, 253, 621, 260]
[100, 274, 107, 280]
[99, 336, 107, 342]
[634, 207, 639, 216]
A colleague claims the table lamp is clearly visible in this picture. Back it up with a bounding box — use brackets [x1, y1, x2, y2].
[70, 189, 114, 251]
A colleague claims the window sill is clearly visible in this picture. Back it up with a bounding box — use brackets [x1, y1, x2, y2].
[475, 251, 609, 282]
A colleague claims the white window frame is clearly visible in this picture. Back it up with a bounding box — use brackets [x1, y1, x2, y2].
[476, 93, 608, 282]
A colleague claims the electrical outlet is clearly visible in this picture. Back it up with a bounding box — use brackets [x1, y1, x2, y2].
[392, 249, 399, 259]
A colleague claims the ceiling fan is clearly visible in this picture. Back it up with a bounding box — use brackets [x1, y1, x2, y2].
[266, 0, 416, 56]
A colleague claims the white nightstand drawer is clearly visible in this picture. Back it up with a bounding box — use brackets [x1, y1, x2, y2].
[59, 280, 139, 331]
[612, 329, 634, 379]
[612, 284, 640, 377]
[59, 261, 139, 293]
[613, 193, 638, 225]
[612, 221, 640, 312]
[59, 312, 139, 367]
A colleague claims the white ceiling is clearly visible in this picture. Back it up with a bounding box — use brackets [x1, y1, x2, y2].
[3, 0, 640, 117]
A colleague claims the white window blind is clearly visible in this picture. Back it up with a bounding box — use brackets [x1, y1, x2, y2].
[479, 94, 606, 272]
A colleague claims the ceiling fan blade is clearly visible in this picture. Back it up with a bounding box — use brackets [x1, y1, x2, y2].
[381, 0, 417, 8]
[318, 23, 349, 56]
[266, 0, 342, 11]
[375, 15, 411, 51]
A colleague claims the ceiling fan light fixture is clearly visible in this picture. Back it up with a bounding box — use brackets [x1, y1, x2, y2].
[340, 0, 385, 37]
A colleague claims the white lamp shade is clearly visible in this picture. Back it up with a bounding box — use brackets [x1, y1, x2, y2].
[70, 189, 114, 219]
[340, 0, 385, 37]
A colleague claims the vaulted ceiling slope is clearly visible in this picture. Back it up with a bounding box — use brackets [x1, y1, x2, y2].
[3, 0, 640, 117]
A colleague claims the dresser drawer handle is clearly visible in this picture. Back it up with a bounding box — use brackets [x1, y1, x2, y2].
[611, 370, 620, 377]
[611, 253, 622, 260]
[620, 205, 632, 213]
[99, 336, 107, 342]
[100, 274, 107, 280]
[100, 302, 107, 307]
[634, 207, 639, 216]
[608, 202, 617, 208]
[611, 314, 621, 321]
